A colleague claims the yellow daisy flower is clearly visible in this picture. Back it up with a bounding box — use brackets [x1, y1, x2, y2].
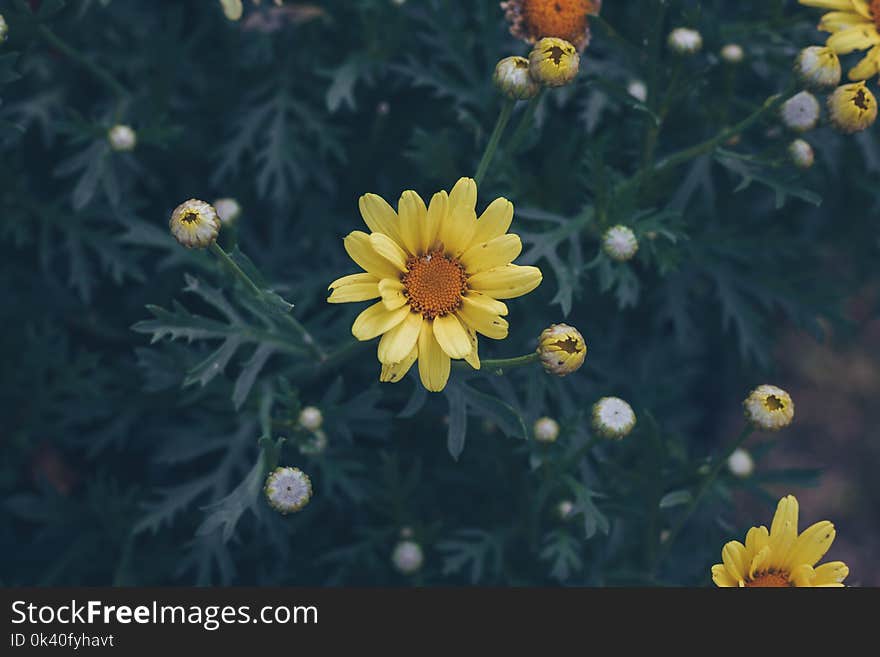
[328, 178, 543, 393]
[799, 0, 880, 80]
[712, 494, 849, 587]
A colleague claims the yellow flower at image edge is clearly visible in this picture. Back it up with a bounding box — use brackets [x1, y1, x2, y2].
[712, 495, 848, 587]
[328, 178, 543, 392]
[828, 81, 878, 133]
[800, 0, 880, 80]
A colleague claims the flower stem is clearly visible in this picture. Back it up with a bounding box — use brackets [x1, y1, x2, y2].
[37, 25, 129, 99]
[653, 423, 754, 571]
[474, 98, 516, 186]
[453, 351, 540, 373]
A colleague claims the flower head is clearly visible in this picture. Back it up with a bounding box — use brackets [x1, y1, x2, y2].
[721, 43, 745, 64]
[108, 124, 137, 152]
[789, 139, 815, 169]
[264, 466, 312, 514]
[727, 447, 755, 478]
[781, 91, 821, 133]
[743, 384, 794, 431]
[533, 416, 560, 443]
[668, 27, 703, 55]
[537, 323, 586, 376]
[528, 37, 580, 87]
[213, 197, 242, 225]
[298, 406, 323, 431]
[493, 56, 541, 100]
[828, 80, 878, 133]
[392, 540, 424, 574]
[712, 494, 848, 587]
[592, 396, 636, 439]
[602, 225, 638, 262]
[0, 15, 8, 43]
[799, 0, 880, 80]
[169, 199, 221, 249]
[501, 0, 601, 52]
[328, 178, 542, 392]
[795, 46, 841, 91]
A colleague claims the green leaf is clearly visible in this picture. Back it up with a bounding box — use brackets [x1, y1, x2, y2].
[659, 490, 693, 509]
[445, 385, 467, 460]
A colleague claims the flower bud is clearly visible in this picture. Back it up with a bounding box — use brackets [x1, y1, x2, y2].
[789, 139, 814, 170]
[668, 28, 702, 55]
[528, 37, 580, 88]
[392, 540, 424, 575]
[727, 448, 754, 478]
[264, 466, 313, 514]
[720, 44, 744, 64]
[169, 199, 221, 249]
[213, 197, 242, 225]
[602, 225, 638, 262]
[0, 15, 8, 43]
[828, 81, 878, 134]
[298, 406, 323, 431]
[108, 124, 137, 152]
[627, 79, 647, 103]
[794, 46, 841, 92]
[780, 91, 821, 133]
[220, 0, 243, 20]
[557, 500, 575, 520]
[533, 416, 560, 443]
[493, 56, 541, 100]
[537, 323, 587, 376]
[743, 385, 794, 431]
[592, 396, 636, 439]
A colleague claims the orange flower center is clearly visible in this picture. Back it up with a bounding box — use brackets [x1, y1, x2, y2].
[402, 250, 468, 319]
[745, 572, 792, 588]
[872, 0, 880, 32]
[763, 395, 785, 412]
[521, 0, 595, 44]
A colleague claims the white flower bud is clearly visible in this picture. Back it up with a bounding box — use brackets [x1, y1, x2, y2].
[795, 46, 841, 92]
[668, 28, 702, 55]
[602, 225, 638, 262]
[743, 385, 794, 431]
[727, 448, 755, 478]
[533, 417, 560, 443]
[592, 396, 636, 439]
[108, 124, 137, 152]
[213, 198, 242, 225]
[627, 79, 647, 103]
[392, 540, 424, 574]
[298, 406, 323, 431]
[720, 44, 744, 64]
[780, 91, 820, 133]
[264, 466, 312, 514]
[789, 139, 814, 170]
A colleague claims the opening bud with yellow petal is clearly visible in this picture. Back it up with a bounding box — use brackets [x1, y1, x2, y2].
[537, 323, 586, 376]
[264, 466, 312, 514]
[528, 37, 580, 88]
[494, 56, 541, 100]
[795, 46, 841, 92]
[828, 81, 878, 134]
[743, 384, 794, 431]
[169, 199, 221, 249]
[533, 416, 560, 443]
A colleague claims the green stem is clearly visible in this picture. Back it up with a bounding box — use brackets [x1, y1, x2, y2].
[474, 99, 515, 186]
[37, 25, 128, 99]
[654, 423, 754, 571]
[506, 92, 542, 154]
[452, 351, 540, 373]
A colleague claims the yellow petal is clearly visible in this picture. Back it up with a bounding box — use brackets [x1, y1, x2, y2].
[721, 541, 748, 584]
[768, 495, 799, 570]
[378, 311, 423, 364]
[711, 564, 737, 587]
[811, 561, 849, 586]
[456, 298, 509, 340]
[380, 344, 418, 383]
[468, 264, 543, 299]
[471, 197, 514, 246]
[344, 231, 400, 279]
[327, 273, 380, 303]
[464, 290, 509, 316]
[220, 0, 243, 21]
[827, 24, 880, 54]
[744, 525, 770, 560]
[788, 521, 836, 568]
[790, 564, 816, 587]
[851, 0, 872, 20]
[460, 234, 523, 274]
[463, 327, 481, 370]
[378, 278, 408, 310]
[439, 205, 476, 258]
[818, 10, 873, 33]
[848, 46, 880, 79]
[449, 177, 477, 213]
[398, 190, 427, 256]
[799, 0, 864, 11]
[432, 313, 472, 359]
[417, 321, 451, 392]
[369, 232, 409, 272]
[748, 545, 772, 580]
[359, 193, 401, 243]
[422, 191, 448, 253]
[351, 302, 409, 341]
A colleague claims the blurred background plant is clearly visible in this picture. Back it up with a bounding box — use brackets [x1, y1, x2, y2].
[1, 0, 877, 586]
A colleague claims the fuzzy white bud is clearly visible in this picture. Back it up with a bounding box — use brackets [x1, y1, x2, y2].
[533, 417, 560, 443]
[108, 124, 137, 152]
[392, 540, 424, 574]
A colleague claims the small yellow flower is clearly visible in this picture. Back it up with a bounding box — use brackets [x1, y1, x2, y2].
[795, 46, 842, 91]
[537, 323, 586, 376]
[592, 396, 636, 439]
[743, 384, 794, 430]
[328, 178, 542, 392]
[264, 466, 312, 514]
[799, 0, 880, 81]
[501, 0, 602, 52]
[712, 494, 848, 587]
[528, 37, 580, 88]
[493, 56, 541, 100]
[533, 416, 560, 443]
[828, 80, 878, 133]
[169, 199, 221, 249]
